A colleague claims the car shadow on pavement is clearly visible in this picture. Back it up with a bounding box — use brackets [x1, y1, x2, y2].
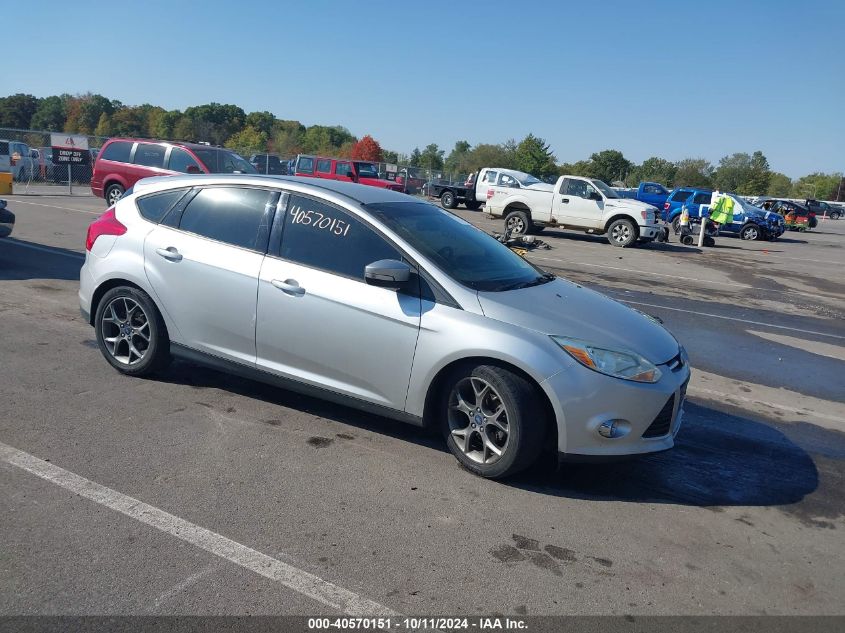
[0, 238, 83, 281]
[514, 402, 827, 511]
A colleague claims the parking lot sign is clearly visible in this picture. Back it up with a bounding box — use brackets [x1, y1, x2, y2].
[50, 134, 90, 165]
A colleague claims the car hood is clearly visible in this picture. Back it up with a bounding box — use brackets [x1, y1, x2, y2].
[477, 278, 679, 365]
[524, 182, 554, 192]
[605, 198, 657, 213]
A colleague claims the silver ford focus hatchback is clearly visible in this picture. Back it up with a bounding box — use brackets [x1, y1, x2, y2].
[80, 175, 690, 479]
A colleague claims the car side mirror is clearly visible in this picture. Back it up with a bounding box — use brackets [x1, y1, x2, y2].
[590, 191, 603, 201]
[186, 165, 201, 174]
[364, 259, 411, 288]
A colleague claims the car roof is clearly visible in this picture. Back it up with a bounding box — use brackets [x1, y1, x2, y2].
[105, 137, 234, 151]
[133, 174, 413, 205]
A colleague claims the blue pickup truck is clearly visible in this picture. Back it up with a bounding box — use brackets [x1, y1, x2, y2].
[662, 187, 785, 241]
[616, 181, 670, 209]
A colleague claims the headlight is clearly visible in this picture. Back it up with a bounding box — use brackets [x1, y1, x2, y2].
[551, 336, 663, 383]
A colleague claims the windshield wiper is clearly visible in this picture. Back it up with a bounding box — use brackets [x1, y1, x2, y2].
[495, 272, 555, 292]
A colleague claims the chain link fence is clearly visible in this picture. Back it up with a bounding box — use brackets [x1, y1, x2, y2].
[0, 127, 109, 191]
[1, 127, 470, 198]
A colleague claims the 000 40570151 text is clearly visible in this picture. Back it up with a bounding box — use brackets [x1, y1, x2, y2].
[290, 206, 352, 237]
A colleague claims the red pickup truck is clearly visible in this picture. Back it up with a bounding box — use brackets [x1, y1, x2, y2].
[292, 154, 403, 192]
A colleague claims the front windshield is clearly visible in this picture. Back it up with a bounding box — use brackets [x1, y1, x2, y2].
[590, 179, 619, 199]
[193, 148, 257, 174]
[366, 201, 549, 292]
[354, 162, 380, 178]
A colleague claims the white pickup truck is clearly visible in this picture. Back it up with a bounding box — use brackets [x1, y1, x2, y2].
[481, 168, 661, 247]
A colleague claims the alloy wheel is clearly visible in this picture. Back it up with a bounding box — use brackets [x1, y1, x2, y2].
[506, 216, 526, 235]
[448, 377, 510, 465]
[100, 296, 151, 365]
[612, 223, 632, 243]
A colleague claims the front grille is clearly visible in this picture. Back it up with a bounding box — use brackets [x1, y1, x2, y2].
[643, 395, 675, 438]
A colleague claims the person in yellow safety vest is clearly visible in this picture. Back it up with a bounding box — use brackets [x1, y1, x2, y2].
[708, 192, 735, 226]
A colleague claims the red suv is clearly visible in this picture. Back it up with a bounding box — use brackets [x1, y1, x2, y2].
[91, 138, 257, 205]
[291, 155, 402, 192]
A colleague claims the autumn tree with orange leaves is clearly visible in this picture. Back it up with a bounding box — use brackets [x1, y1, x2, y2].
[350, 135, 383, 162]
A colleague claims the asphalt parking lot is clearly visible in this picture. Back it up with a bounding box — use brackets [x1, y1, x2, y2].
[1, 188, 844, 617]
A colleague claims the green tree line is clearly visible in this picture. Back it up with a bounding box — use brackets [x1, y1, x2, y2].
[1, 92, 841, 200]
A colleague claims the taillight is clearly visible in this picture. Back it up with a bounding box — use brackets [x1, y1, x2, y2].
[86, 208, 127, 251]
[663, 202, 670, 210]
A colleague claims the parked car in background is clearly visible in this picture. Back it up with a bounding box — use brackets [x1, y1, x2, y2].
[805, 199, 840, 220]
[79, 174, 689, 479]
[760, 199, 816, 230]
[486, 169, 661, 246]
[291, 154, 403, 192]
[616, 182, 671, 210]
[664, 188, 784, 240]
[37, 147, 59, 181]
[0, 199, 13, 238]
[91, 138, 256, 205]
[249, 154, 287, 175]
[395, 168, 426, 194]
[7, 141, 37, 181]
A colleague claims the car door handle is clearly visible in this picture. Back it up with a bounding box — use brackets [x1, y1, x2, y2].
[271, 278, 305, 297]
[561, 198, 569, 203]
[155, 247, 182, 262]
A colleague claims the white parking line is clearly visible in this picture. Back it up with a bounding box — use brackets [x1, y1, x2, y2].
[615, 299, 845, 341]
[10, 199, 101, 215]
[0, 441, 398, 617]
[5, 240, 85, 259]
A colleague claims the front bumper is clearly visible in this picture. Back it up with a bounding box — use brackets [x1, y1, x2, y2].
[541, 353, 690, 457]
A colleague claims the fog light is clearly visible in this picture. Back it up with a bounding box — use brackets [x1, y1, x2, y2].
[597, 419, 630, 439]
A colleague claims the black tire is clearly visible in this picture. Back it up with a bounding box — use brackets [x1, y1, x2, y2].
[440, 190, 457, 209]
[465, 200, 481, 211]
[830, 211, 841, 220]
[740, 223, 761, 241]
[671, 216, 681, 234]
[703, 236, 716, 247]
[607, 218, 638, 247]
[808, 216, 818, 228]
[441, 364, 546, 479]
[105, 183, 125, 206]
[94, 286, 171, 377]
[504, 210, 531, 236]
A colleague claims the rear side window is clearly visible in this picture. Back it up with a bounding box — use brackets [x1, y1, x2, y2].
[316, 159, 331, 174]
[643, 184, 665, 194]
[670, 190, 693, 202]
[484, 171, 497, 183]
[100, 141, 132, 163]
[168, 147, 201, 173]
[280, 194, 400, 280]
[692, 192, 711, 205]
[134, 143, 165, 168]
[297, 156, 314, 174]
[335, 162, 352, 177]
[136, 189, 189, 223]
[178, 187, 276, 252]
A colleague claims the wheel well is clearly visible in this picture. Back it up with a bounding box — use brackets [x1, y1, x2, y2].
[103, 180, 124, 194]
[440, 188, 455, 197]
[88, 279, 145, 326]
[604, 213, 639, 235]
[504, 203, 531, 217]
[422, 357, 557, 451]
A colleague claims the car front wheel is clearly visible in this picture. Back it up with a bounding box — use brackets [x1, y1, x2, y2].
[94, 286, 171, 377]
[740, 224, 760, 240]
[442, 364, 546, 479]
[607, 218, 638, 247]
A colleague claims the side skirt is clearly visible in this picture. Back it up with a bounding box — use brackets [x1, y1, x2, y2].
[169, 343, 425, 427]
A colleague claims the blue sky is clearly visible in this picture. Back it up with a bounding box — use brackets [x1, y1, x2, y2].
[6, 0, 844, 177]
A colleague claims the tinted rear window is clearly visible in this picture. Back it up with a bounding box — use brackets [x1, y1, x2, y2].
[136, 189, 189, 223]
[134, 143, 166, 168]
[100, 141, 132, 163]
[178, 187, 275, 251]
[693, 192, 711, 205]
[670, 190, 693, 202]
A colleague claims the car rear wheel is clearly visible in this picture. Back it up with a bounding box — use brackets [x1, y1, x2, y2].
[105, 183, 125, 206]
[830, 210, 841, 220]
[442, 364, 546, 479]
[95, 286, 171, 377]
[440, 190, 457, 209]
[607, 218, 638, 247]
[504, 210, 531, 236]
[740, 223, 760, 240]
